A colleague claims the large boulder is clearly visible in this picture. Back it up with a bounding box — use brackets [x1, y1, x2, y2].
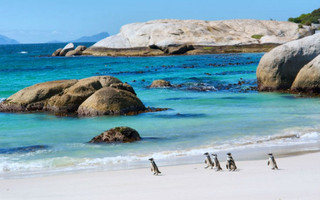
[59, 43, 75, 56]
[65, 49, 82, 57]
[0, 80, 77, 112]
[256, 34, 320, 91]
[65, 45, 87, 57]
[75, 45, 87, 51]
[89, 127, 141, 143]
[46, 76, 121, 113]
[150, 80, 172, 88]
[52, 48, 62, 56]
[291, 55, 320, 93]
[77, 87, 145, 116]
[0, 76, 146, 116]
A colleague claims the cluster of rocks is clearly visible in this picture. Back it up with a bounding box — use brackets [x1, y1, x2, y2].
[52, 43, 87, 57]
[256, 33, 320, 94]
[0, 76, 146, 116]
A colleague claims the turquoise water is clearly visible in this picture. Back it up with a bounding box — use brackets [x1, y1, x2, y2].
[0, 43, 320, 178]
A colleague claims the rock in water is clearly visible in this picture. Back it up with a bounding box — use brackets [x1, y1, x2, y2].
[77, 87, 145, 116]
[0, 76, 146, 116]
[46, 76, 121, 114]
[256, 34, 320, 91]
[291, 55, 320, 93]
[52, 48, 62, 56]
[0, 80, 77, 112]
[65, 45, 87, 57]
[150, 80, 172, 88]
[59, 43, 75, 56]
[89, 127, 141, 143]
[75, 45, 87, 51]
[65, 49, 82, 57]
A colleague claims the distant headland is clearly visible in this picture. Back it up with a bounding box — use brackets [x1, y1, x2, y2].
[77, 19, 314, 56]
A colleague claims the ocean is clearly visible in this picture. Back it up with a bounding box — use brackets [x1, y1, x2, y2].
[0, 43, 319, 178]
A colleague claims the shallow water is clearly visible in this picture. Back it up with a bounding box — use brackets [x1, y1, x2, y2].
[0, 43, 319, 178]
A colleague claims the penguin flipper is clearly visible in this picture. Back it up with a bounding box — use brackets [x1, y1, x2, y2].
[267, 161, 270, 166]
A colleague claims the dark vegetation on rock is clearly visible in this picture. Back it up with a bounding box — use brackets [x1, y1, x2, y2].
[89, 127, 141, 143]
[288, 8, 320, 25]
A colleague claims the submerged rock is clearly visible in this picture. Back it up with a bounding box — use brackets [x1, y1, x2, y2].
[0, 76, 147, 116]
[256, 34, 320, 91]
[150, 80, 172, 88]
[291, 55, 320, 93]
[89, 127, 141, 143]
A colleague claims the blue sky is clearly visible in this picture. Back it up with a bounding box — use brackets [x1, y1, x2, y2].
[0, 0, 319, 43]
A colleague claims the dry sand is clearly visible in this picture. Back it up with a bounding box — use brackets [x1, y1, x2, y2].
[0, 152, 319, 200]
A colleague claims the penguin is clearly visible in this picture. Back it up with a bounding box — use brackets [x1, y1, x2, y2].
[226, 152, 237, 171]
[203, 152, 214, 169]
[149, 158, 161, 175]
[211, 153, 222, 171]
[267, 153, 278, 170]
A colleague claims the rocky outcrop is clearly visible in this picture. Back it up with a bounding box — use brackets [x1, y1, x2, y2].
[291, 55, 320, 93]
[150, 80, 172, 88]
[59, 43, 74, 56]
[0, 76, 146, 116]
[89, 127, 141, 143]
[83, 19, 313, 56]
[256, 34, 320, 91]
[52, 44, 87, 57]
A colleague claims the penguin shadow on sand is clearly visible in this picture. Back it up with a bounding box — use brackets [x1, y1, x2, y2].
[148, 158, 164, 176]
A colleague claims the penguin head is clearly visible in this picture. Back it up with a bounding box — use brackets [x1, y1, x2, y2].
[211, 153, 217, 158]
[227, 152, 232, 156]
[268, 153, 273, 156]
[203, 152, 209, 156]
[149, 158, 154, 161]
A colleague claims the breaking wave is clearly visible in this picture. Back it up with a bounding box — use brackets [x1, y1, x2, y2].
[0, 127, 319, 178]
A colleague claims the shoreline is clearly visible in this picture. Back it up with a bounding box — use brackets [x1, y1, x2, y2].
[82, 44, 279, 57]
[0, 136, 319, 180]
[0, 151, 319, 199]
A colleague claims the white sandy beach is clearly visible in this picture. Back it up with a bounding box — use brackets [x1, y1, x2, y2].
[0, 152, 319, 200]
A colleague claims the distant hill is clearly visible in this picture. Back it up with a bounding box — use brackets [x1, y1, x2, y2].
[288, 8, 320, 25]
[47, 32, 109, 44]
[71, 32, 109, 43]
[46, 40, 64, 43]
[0, 34, 19, 44]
